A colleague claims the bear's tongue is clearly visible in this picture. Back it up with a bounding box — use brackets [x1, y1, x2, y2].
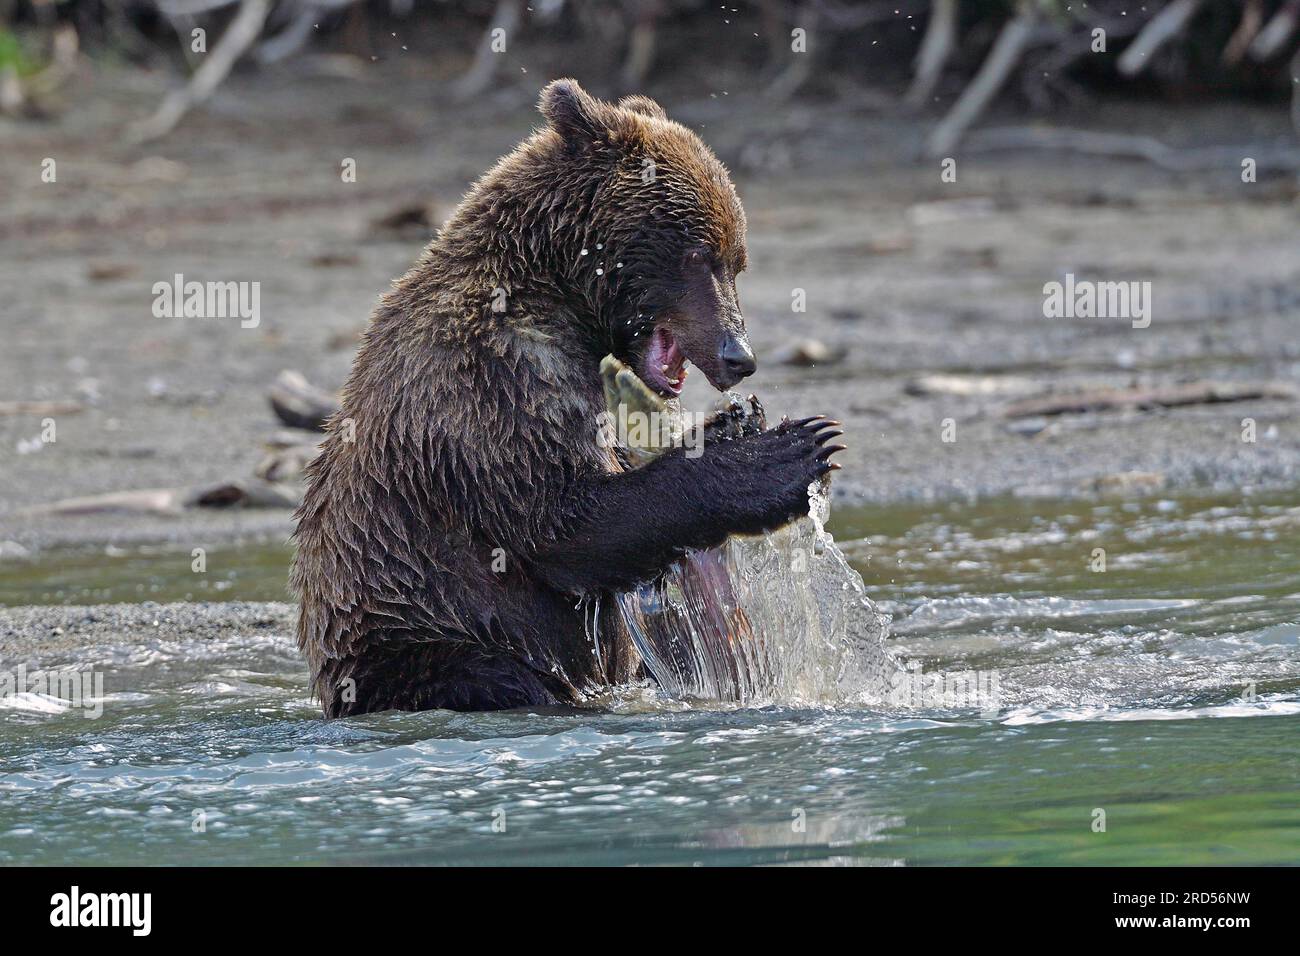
[643, 327, 688, 396]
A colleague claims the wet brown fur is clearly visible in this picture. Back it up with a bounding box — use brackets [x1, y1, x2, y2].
[292, 80, 840, 716]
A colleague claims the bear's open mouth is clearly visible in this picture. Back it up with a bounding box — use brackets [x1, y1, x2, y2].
[641, 326, 689, 397]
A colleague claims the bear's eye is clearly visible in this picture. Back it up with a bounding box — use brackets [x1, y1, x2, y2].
[685, 248, 720, 275]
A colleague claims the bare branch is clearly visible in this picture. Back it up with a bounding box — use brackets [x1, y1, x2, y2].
[963, 124, 1300, 172]
[926, 1, 1040, 157]
[1292, 47, 1300, 137]
[1117, 0, 1203, 77]
[1222, 0, 1264, 66]
[620, 0, 662, 91]
[1004, 381, 1296, 419]
[127, 0, 271, 144]
[454, 0, 523, 100]
[1249, 0, 1300, 61]
[904, 0, 956, 110]
[765, 0, 819, 102]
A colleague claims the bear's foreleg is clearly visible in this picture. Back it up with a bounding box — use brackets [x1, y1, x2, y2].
[532, 416, 843, 593]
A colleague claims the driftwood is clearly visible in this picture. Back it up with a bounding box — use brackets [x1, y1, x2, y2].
[1250, 0, 1300, 60]
[962, 126, 1300, 173]
[926, 0, 1042, 156]
[905, 373, 1037, 399]
[454, 0, 522, 100]
[19, 479, 301, 517]
[255, 7, 318, 64]
[1117, 0, 1204, 77]
[255, 0, 360, 64]
[904, 0, 956, 109]
[1294, 48, 1300, 135]
[1003, 381, 1297, 419]
[268, 369, 340, 431]
[18, 489, 188, 518]
[765, 0, 819, 102]
[0, 401, 84, 417]
[1223, 0, 1266, 67]
[620, 0, 662, 91]
[127, 0, 271, 143]
[1021, 16, 1142, 111]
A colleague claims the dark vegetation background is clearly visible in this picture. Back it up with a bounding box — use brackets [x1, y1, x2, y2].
[4, 2, 1299, 126]
[1, 0, 1299, 552]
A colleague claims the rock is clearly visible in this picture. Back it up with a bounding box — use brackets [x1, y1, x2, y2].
[1086, 471, 1167, 495]
[907, 197, 998, 227]
[1004, 416, 1050, 437]
[187, 480, 302, 509]
[0, 541, 31, 559]
[773, 338, 846, 367]
[310, 252, 361, 268]
[255, 443, 322, 484]
[86, 263, 138, 282]
[368, 199, 449, 241]
[268, 369, 341, 431]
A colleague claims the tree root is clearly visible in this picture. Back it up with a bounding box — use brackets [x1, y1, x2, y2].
[926, 1, 1041, 157]
[126, 0, 271, 144]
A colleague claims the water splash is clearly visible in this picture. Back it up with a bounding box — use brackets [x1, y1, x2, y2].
[605, 484, 902, 705]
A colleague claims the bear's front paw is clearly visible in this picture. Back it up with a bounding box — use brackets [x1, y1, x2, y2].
[723, 415, 844, 533]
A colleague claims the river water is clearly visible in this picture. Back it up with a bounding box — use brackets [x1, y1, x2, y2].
[1, 489, 1297, 865]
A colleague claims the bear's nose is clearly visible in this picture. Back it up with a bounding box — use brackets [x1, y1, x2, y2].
[719, 335, 757, 383]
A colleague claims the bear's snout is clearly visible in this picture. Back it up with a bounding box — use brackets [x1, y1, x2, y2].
[716, 333, 757, 388]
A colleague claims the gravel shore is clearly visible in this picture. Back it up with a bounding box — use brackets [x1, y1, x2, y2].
[3, 61, 1298, 554]
[0, 601, 295, 661]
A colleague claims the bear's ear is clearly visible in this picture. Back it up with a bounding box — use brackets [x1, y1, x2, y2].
[616, 95, 667, 120]
[539, 78, 610, 146]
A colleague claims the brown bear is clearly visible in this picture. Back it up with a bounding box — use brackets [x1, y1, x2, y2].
[291, 79, 843, 716]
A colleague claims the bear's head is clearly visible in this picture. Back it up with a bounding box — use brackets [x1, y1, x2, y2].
[539, 79, 756, 397]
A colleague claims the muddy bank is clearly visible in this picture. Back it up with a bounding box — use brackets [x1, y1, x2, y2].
[2, 58, 1299, 553]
